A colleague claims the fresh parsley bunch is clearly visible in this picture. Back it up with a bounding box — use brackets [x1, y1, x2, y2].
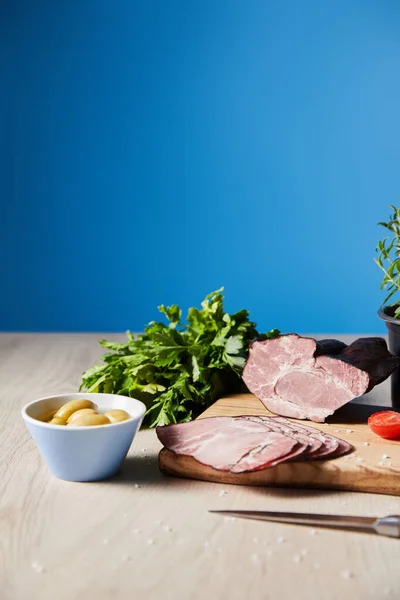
[80, 288, 279, 427]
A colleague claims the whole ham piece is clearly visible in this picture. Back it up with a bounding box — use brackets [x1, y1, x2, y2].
[242, 334, 400, 422]
[156, 415, 352, 474]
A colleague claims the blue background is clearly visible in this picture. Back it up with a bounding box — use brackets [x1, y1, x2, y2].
[1, 0, 400, 334]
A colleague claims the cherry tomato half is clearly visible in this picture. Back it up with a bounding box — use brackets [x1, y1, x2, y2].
[368, 410, 400, 440]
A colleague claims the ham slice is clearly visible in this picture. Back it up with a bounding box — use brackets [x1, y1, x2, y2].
[156, 417, 299, 473]
[156, 415, 353, 473]
[272, 417, 352, 458]
[242, 334, 400, 422]
[243, 415, 323, 458]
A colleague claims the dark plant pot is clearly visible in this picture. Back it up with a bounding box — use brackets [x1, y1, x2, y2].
[378, 305, 400, 408]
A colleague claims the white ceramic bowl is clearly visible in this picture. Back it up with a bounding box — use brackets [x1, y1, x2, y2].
[22, 393, 146, 482]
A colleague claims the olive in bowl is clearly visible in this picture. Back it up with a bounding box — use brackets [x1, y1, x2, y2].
[38, 399, 132, 427]
[21, 393, 146, 482]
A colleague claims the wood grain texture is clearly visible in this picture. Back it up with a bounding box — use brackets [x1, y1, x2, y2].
[159, 394, 400, 495]
[1, 333, 400, 600]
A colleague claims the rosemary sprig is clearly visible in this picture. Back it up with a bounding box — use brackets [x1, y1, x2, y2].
[374, 205, 400, 318]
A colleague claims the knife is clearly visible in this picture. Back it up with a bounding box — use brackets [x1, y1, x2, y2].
[209, 510, 400, 538]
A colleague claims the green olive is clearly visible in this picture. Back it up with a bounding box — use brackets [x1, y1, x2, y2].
[48, 417, 67, 425]
[67, 408, 98, 424]
[37, 409, 57, 422]
[67, 413, 110, 427]
[54, 399, 97, 420]
[105, 409, 130, 423]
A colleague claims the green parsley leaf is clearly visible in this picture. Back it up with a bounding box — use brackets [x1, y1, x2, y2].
[79, 288, 280, 427]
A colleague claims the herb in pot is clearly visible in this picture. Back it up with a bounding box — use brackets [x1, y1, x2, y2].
[80, 288, 279, 427]
[375, 205, 400, 317]
[375, 206, 400, 408]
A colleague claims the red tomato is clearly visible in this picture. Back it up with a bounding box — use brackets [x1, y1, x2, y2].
[368, 410, 400, 440]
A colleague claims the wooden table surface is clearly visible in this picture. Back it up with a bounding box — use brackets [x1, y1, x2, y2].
[1, 333, 399, 600]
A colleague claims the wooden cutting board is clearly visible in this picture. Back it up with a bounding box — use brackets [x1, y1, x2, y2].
[159, 393, 400, 495]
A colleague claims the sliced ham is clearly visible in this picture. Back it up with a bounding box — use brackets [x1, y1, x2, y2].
[272, 417, 352, 458]
[157, 416, 299, 473]
[242, 415, 352, 459]
[156, 415, 353, 474]
[242, 334, 400, 423]
[230, 438, 306, 473]
[243, 415, 323, 458]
